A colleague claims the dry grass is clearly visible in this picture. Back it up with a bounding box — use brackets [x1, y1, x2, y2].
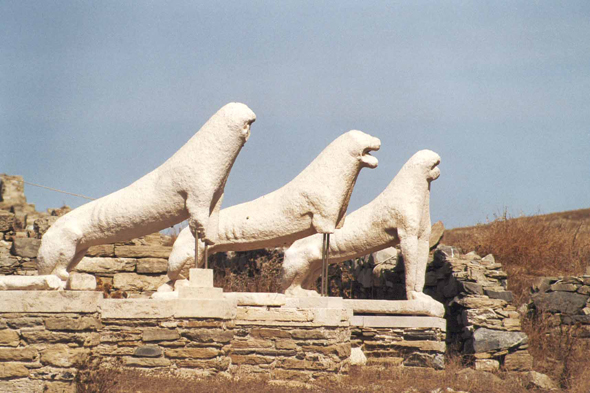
[443, 208, 590, 304]
[76, 359, 534, 393]
[444, 208, 590, 392]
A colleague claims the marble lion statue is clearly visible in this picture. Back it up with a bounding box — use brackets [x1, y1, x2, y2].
[37, 103, 256, 281]
[161, 130, 381, 288]
[281, 149, 441, 302]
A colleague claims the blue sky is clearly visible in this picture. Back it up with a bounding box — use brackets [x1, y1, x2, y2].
[2, 1, 589, 229]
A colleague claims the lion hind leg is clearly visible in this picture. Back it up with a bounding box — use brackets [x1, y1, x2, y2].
[281, 241, 322, 296]
[37, 229, 80, 281]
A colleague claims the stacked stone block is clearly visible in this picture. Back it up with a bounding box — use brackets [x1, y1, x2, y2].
[529, 275, 590, 336]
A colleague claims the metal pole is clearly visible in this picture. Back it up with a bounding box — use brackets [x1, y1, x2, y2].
[321, 233, 329, 296]
[325, 234, 330, 296]
[194, 233, 199, 269]
[204, 244, 208, 269]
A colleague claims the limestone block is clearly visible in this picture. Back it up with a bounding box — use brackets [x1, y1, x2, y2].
[10, 238, 41, 258]
[165, 347, 219, 359]
[114, 245, 172, 259]
[0, 363, 29, 379]
[0, 347, 37, 361]
[475, 358, 500, 372]
[532, 291, 589, 314]
[462, 308, 497, 326]
[0, 329, 20, 346]
[112, 273, 167, 291]
[142, 328, 180, 342]
[0, 291, 101, 313]
[550, 282, 578, 292]
[429, 221, 445, 249]
[40, 344, 89, 367]
[504, 350, 533, 371]
[182, 329, 233, 343]
[65, 273, 96, 291]
[136, 258, 168, 273]
[75, 257, 135, 274]
[285, 297, 344, 309]
[484, 289, 514, 302]
[99, 299, 175, 319]
[470, 328, 528, 353]
[189, 268, 214, 287]
[0, 210, 15, 231]
[178, 286, 223, 299]
[350, 315, 446, 330]
[0, 378, 44, 393]
[519, 371, 559, 390]
[174, 299, 236, 319]
[311, 308, 347, 325]
[85, 245, 115, 257]
[455, 296, 507, 309]
[344, 299, 445, 318]
[134, 345, 162, 358]
[43, 381, 77, 393]
[124, 356, 171, 367]
[236, 307, 312, 323]
[0, 275, 63, 290]
[349, 347, 367, 366]
[44, 316, 101, 331]
[223, 292, 286, 306]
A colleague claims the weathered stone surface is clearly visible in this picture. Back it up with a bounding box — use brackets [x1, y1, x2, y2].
[0, 347, 37, 361]
[455, 296, 507, 309]
[115, 245, 171, 259]
[532, 291, 589, 314]
[40, 345, 89, 367]
[21, 329, 98, 346]
[519, 371, 559, 390]
[44, 316, 101, 331]
[223, 292, 286, 306]
[458, 281, 484, 295]
[85, 245, 115, 257]
[134, 345, 162, 358]
[100, 299, 175, 319]
[43, 381, 77, 393]
[403, 353, 445, 370]
[28, 366, 77, 381]
[504, 350, 533, 371]
[344, 299, 444, 317]
[251, 328, 291, 339]
[75, 257, 135, 274]
[0, 378, 43, 393]
[0, 363, 29, 379]
[470, 328, 528, 353]
[178, 286, 223, 299]
[136, 258, 168, 273]
[475, 358, 500, 372]
[142, 328, 180, 342]
[165, 347, 219, 359]
[550, 282, 578, 292]
[0, 275, 63, 290]
[349, 347, 367, 366]
[429, 221, 445, 249]
[0, 210, 15, 231]
[65, 273, 96, 291]
[0, 329, 20, 346]
[462, 308, 497, 326]
[350, 315, 446, 330]
[33, 216, 59, 238]
[124, 356, 171, 367]
[484, 289, 514, 302]
[5, 317, 43, 329]
[113, 273, 167, 291]
[175, 299, 236, 319]
[10, 238, 41, 258]
[0, 291, 101, 313]
[182, 329, 233, 343]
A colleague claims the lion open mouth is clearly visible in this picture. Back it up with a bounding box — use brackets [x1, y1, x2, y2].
[360, 141, 381, 168]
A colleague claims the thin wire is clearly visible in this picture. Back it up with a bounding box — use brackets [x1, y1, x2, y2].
[21, 181, 96, 201]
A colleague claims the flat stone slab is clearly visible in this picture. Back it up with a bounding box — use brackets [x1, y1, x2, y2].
[174, 299, 236, 319]
[344, 299, 445, 317]
[224, 292, 286, 306]
[0, 291, 102, 313]
[189, 268, 214, 287]
[0, 275, 63, 291]
[100, 299, 176, 319]
[351, 315, 446, 330]
[285, 296, 344, 309]
[178, 287, 223, 299]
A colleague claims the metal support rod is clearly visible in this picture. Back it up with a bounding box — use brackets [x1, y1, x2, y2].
[204, 244, 209, 269]
[194, 233, 199, 269]
[321, 233, 330, 297]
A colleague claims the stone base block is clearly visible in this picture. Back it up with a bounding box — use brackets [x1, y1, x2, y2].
[285, 297, 344, 309]
[351, 315, 446, 330]
[174, 299, 236, 319]
[0, 291, 101, 312]
[178, 287, 223, 299]
[0, 275, 63, 291]
[224, 292, 286, 306]
[66, 273, 97, 291]
[189, 269, 213, 287]
[344, 298, 445, 317]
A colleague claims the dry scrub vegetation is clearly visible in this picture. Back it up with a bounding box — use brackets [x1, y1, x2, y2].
[444, 208, 590, 392]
